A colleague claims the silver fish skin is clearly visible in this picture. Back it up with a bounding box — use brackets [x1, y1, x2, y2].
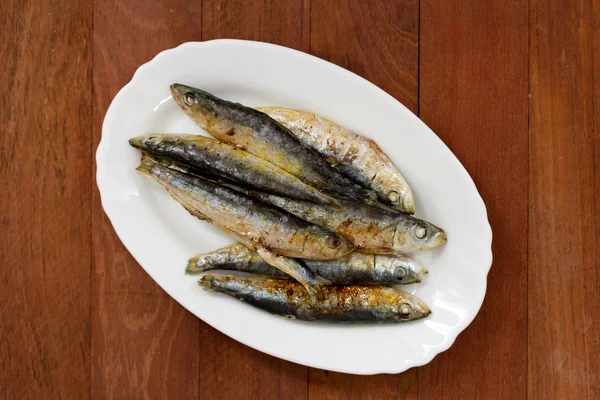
[136, 156, 354, 296]
[187, 244, 427, 285]
[199, 274, 431, 323]
[229, 187, 446, 254]
[129, 134, 337, 206]
[257, 106, 416, 214]
[170, 84, 377, 204]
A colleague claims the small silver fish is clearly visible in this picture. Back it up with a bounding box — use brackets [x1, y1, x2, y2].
[187, 243, 427, 284]
[225, 185, 446, 255]
[170, 84, 378, 204]
[129, 134, 337, 206]
[257, 106, 415, 213]
[136, 155, 355, 297]
[199, 274, 431, 323]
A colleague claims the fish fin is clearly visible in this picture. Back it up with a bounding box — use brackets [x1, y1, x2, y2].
[255, 247, 329, 300]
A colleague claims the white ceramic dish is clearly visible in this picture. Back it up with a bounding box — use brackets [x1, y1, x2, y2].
[97, 40, 492, 375]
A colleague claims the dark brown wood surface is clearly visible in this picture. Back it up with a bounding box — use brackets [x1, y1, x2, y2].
[528, 0, 600, 398]
[418, 1, 530, 399]
[1, 0, 598, 399]
[0, 0, 92, 398]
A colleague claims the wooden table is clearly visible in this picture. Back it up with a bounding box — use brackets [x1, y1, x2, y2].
[1, 0, 598, 398]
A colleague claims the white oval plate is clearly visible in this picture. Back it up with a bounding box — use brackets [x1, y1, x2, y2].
[97, 40, 492, 375]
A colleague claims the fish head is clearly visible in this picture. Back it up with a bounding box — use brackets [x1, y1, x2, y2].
[129, 134, 179, 155]
[170, 84, 214, 125]
[375, 254, 427, 284]
[306, 230, 355, 259]
[393, 291, 431, 321]
[398, 218, 446, 252]
[129, 133, 209, 155]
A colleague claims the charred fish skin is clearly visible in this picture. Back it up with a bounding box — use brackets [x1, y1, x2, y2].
[129, 134, 337, 206]
[188, 244, 427, 285]
[257, 106, 416, 214]
[170, 84, 377, 204]
[136, 156, 352, 296]
[237, 188, 446, 254]
[199, 274, 431, 323]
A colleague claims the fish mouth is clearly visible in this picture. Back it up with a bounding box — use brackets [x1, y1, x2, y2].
[401, 195, 416, 215]
[170, 83, 195, 110]
[128, 136, 146, 149]
[414, 301, 432, 317]
[434, 230, 447, 245]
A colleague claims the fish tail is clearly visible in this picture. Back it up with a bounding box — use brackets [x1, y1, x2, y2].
[197, 275, 215, 290]
[186, 254, 213, 275]
[321, 194, 341, 208]
[303, 275, 330, 301]
[135, 153, 158, 177]
[314, 275, 331, 286]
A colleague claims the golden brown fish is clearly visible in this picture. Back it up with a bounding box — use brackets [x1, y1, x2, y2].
[199, 274, 431, 323]
[257, 106, 415, 214]
[187, 243, 427, 285]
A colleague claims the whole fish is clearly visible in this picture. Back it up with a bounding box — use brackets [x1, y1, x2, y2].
[199, 274, 431, 323]
[136, 155, 355, 297]
[257, 106, 415, 214]
[187, 243, 427, 285]
[129, 134, 337, 206]
[170, 84, 377, 204]
[227, 186, 446, 254]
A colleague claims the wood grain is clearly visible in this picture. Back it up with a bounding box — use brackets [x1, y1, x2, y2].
[528, 0, 600, 398]
[418, 0, 529, 399]
[199, 2, 310, 399]
[202, 0, 310, 50]
[0, 0, 92, 398]
[308, 1, 419, 398]
[310, 0, 419, 114]
[91, 1, 202, 398]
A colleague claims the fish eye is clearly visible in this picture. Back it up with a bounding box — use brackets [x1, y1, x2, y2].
[184, 92, 195, 106]
[325, 234, 341, 249]
[394, 266, 407, 280]
[415, 225, 428, 239]
[399, 303, 412, 318]
[387, 191, 400, 204]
